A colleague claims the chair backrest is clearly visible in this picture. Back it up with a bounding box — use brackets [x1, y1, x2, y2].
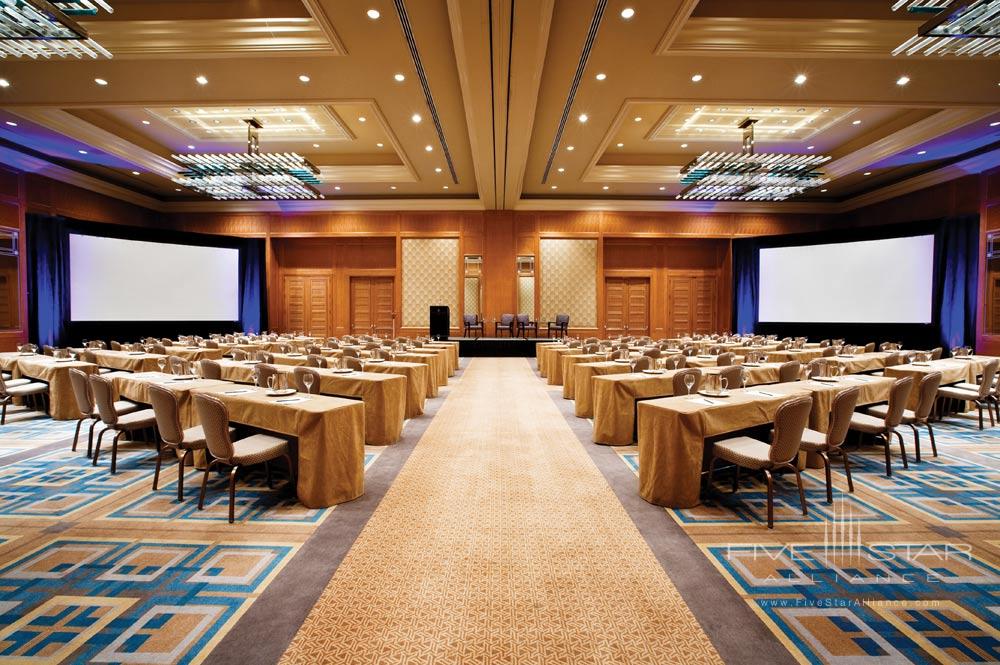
[768, 395, 814, 464]
[778, 361, 801, 383]
[774, 342, 787, 351]
[708, 345, 722, 355]
[818, 339, 830, 347]
[160, 338, 172, 345]
[825, 385, 861, 448]
[822, 346, 837, 357]
[566, 341, 581, 348]
[231, 349, 248, 361]
[327, 340, 340, 349]
[375, 348, 393, 359]
[584, 337, 599, 344]
[665, 354, 686, 370]
[192, 394, 236, 461]
[634, 356, 653, 371]
[806, 358, 826, 376]
[716, 352, 734, 366]
[307, 354, 328, 368]
[463, 314, 475, 325]
[150, 344, 167, 355]
[306, 345, 322, 356]
[930, 346, 943, 360]
[717, 365, 742, 388]
[643, 347, 661, 359]
[672, 368, 702, 394]
[516, 314, 529, 325]
[976, 359, 999, 399]
[42, 345, 55, 356]
[168, 356, 188, 375]
[500, 313, 514, 325]
[148, 383, 185, 445]
[256, 363, 280, 388]
[913, 371, 942, 421]
[81, 349, 99, 366]
[204, 339, 219, 349]
[884, 376, 915, 428]
[883, 352, 902, 368]
[68, 368, 94, 416]
[292, 366, 321, 394]
[864, 342, 876, 353]
[110, 341, 122, 351]
[342, 347, 359, 358]
[556, 313, 569, 325]
[200, 359, 222, 380]
[582, 344, 599, 354]
[256, 351, 275, 364]
[88, 374, 119, 426]
[344, 356, 363, 371]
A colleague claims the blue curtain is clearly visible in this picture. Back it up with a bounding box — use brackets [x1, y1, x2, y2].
[732, 237, 759, 335]
[935, 215, 979, 349]
[239, 239, 266, 334]
[26, 214, 70, 347]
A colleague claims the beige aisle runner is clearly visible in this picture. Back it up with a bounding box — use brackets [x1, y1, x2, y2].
[281, 358, 721, 664]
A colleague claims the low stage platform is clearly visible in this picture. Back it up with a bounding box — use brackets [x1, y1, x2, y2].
[446, 336, 548, 357]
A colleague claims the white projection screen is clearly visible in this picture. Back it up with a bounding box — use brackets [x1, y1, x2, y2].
[758, 235, 934, 324]
[69, 234, 240, 321]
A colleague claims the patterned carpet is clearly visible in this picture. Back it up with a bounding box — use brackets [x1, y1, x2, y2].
[619, 415, 1000, 664]
[281, 358, 722, 664]
[0, 413, 383, 664]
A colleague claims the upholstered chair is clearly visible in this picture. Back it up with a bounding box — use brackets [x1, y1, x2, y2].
[936, 359, 998, 430]
[88, 374, 157, 474]
[868, 372, 941, 461]
[778, 361, 801, 383]
[199, 359, 222, 380]
[672, 368, 702, 395]
[306, 354, 328, 368]
[292, 366, 322, 394]
[848, 376, 914, 476]
[799, 386, 861, 503]
[0, 373, 48, 425]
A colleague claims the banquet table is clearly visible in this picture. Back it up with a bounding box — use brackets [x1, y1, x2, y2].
[0, 351, 21, 373]
[113, 373, 231, 428]
[162, 346, 225, 362]
[15, 355, 99, 420]
[290, 367, 405, 445]
[885, 356, 995, 409]
[573, 361, 632, 418]
[269, 353, 312, 367]
[537, 344, 569, 378]
[764, 348, 828, 364]
[190, 383, 366, 508]
[423, 342, 459, 374]
[88, 350, 165, 373]
[561, 354, 604, 399]
[357, 360, 428, 418]
[546, 348, 583, 385]
[826, 352, 892, 375]
[396, 352, 446, 391]
[412, 347, 451, 383]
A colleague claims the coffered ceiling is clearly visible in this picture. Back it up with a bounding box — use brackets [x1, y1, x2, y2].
[0, 0, 997, 213]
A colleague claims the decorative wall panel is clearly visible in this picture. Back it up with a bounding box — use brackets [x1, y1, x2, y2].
[402, 238, 458, 328]
[464, 277, 480, 316]
[540, 239, 597, 327]
[518, 276, 534, 316]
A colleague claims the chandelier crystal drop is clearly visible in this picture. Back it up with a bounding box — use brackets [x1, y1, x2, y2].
[676, 118, 830, 202]
[172, 118, 324, 201]
[0, 0, 114, 59]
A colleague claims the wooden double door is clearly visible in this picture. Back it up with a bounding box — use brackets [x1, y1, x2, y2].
[605, 277, 650, 337]
[667, 273, 718, 337]
[283, 274, 331, 337]
[351, 276, 395, 335]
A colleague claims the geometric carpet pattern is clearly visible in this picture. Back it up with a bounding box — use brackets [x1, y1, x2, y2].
[282, 358, 722, 664]
[618, 416, 1000, 664]
[0, 416, 384, 665]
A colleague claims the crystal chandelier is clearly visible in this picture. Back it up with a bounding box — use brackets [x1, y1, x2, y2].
[676, 118, 830, 202]
[892, 0, 1000, 57]
[172, 118, 324, 201]
[0, 0, 113, 59]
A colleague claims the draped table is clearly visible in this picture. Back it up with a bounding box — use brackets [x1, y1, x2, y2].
[15, 356, 99, 420]
[537, 344, 569, 378]
[573, 361, 632, 418]
[546, 347, 583, 385]
[161, 346, 225, 362]
[561, 354, 604, 399]
[89, 350, 165, 373]
[113, 373, 231, 428]
[764, 348, 828, 364]
[423, 342, 459, 375]
[190, 383, 366, 508]
[886, 356, 995, 409]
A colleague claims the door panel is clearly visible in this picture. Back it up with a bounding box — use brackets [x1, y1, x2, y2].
[604, 277, 626, 337]
[667, 274, 718, 337]
[605, 277, 649, 337]
[307, 277, 330, 337]
[625, 279, 649, 336]
[372, 277, 395, 335]
[351, 276, 395, 335]
[283, 276, 306, 332]
[350, 277, 373, 334]
[668, 276, 692, 337]
[693, 276, 717, 334]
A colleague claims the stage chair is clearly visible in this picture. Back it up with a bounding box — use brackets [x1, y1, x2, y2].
[546, 313, 569, 338]
[463, 314, 484, 338]
[496, 314, 515, 337]
[516, 314, 538, 338]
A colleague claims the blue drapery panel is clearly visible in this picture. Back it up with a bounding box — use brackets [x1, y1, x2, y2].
[26, 214, 70, 347]
[731, 237, 759, 335]
[935, 215, 979, 349]
[26, 213, 267, 346]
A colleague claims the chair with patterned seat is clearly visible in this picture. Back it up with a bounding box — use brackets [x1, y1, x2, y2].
[546, 313, 569, 338]
[936, 359, 998, 430]
[199, 359, 222, 380]
[707, 395, 813, 528]
[463, 314, 484, 338]
[868, 371, 941, 462]
[254, 364, 280, 389]
[672, 368, 702, 395]
[343, 356, 364, 372]
[798, 386, 861, 503]
[778, 361, 801, 383]
[516, 314, 538, 338]
[496, 314, 515, 337]
[69, 368, 138, 456]
[848, 376, 914, 476]
[0, 373, 48, 425]
[89, 374, 157, 474]
[292, 366, 322, 394]
[306, 354, 328, 369]
[716, 352, 735, 366]
[193, 393, 293, 523]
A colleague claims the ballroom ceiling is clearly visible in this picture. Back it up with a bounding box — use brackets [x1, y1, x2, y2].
[0, 0, 997, 212]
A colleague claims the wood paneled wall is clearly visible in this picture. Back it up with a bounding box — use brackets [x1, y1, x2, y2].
[0, 166, 27, 352]
[977, 168, 1000, 355]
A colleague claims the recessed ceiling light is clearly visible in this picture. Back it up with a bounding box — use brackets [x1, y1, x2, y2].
[390, 185, 397, 190]
[896, 75, 910, 86]
[131, 170, 140, 175]
[680, 143, 687, 148]
[991, 121, 1000, 127]
[299, 74, 311, 83]
[334, 185, 341, 190]
[443, 185, 449, 190]
[658, 186, 666, 191]
[691, 74, 702, 82]
[425, 145, 433, 152]
[551, 185, 558, 190]
[187, 145, 195, 150]
[820, 188, 828, 193]
[633, 116, 642, 122]
[863, 171, 872, 176]
[411, 113, 422, 123]
[595, 73, 606, 81]
[94, 78, 108, 86]
[141, 120, 150, 125]
[578, 113, 588, 123]
[852, 120, 862, 125]
[917, 150, 926, 155]
[435, 167, 442, 173]
[313, 143, 320, 148]
[557, 167, 565, 173]
[807, 145, 815, 150]
[175, 188, 182, 192]
[377, 142, 384, 148]
[566, 145, 574, 151]
[0, 79, 9, 88]
[620, 7, 635, 19]
[358, 116, 366, 122]
[794, 73, 807, 85]
[616, 142, 624, 147]
[367, 8, 380, 19]
[394, 73, 406, 82]
[4, 121, 15, 127]
[602, 185, 609, 190]
[78, 150, 87, 154]
[195, 75, 208, 85]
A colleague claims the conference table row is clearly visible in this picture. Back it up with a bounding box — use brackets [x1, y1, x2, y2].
[536, 342, 995, 509]
[0, 340, 461, 509]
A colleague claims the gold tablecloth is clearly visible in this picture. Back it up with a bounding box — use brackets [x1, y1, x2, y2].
[561, 354, 604, 399]
[190, 383, 366, 508]
[359, 361, 427, 418]
[0, 352, 22, 372]
[16, 356, 98, 420]
[90, 350, 165, 373]
[546, 348, 582, 385]
[397, 353, 445, 392]
[297, 368, 405, 445]
[162, 346, 225, 362]
[826, 352, 890, 375]
[573, 361, 631, 417]
[886, 357, 995, 409]
[113, 373, 231, 428]
[412, 348, 450, 384]
[537, 344, 568, 378]
[637, 383, 810, 508]
[424, 342, 459, 374]
[764, 348, 827, 364]
[270, 353, 311, 367]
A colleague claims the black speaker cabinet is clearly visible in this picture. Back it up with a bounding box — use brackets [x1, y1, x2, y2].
[429, 305, 450, 340]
